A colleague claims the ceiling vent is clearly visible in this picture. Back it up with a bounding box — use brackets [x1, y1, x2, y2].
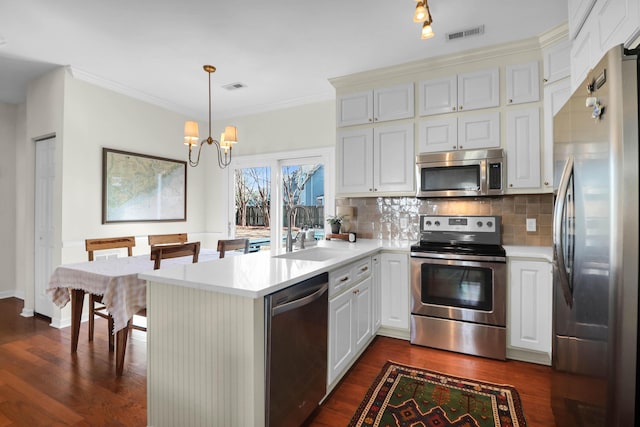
[222, 82, 247, 91]
[446, 25, 485, 42]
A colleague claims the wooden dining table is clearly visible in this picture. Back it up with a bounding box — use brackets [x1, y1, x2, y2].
[47, 249, 223, 376]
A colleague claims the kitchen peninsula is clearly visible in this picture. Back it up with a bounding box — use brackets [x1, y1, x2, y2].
[139, 239, 398, 427]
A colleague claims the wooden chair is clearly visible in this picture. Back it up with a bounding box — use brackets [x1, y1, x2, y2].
[217, 238, 250, 258]
[150, 241, 200, 270]
[85, 236, 136, 352]
[148, 233, 187, 246]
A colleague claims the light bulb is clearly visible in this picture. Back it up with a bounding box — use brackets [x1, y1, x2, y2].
[413, 2, 427, 23]
[421, 22, 434, 39]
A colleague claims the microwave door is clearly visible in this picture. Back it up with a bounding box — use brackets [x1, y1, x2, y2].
[553, 156, 575, 308]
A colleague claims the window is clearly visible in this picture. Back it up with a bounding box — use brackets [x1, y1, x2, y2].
[230, 148, 334, 254]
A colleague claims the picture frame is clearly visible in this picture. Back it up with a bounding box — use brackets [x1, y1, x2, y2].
[102, 148, 187, 223]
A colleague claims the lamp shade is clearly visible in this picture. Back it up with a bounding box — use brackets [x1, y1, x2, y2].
[421, 22, 435, 39]
[184, 121, 199, 146]
[413, 2, 428, 22]
[224, 126, 238, 144]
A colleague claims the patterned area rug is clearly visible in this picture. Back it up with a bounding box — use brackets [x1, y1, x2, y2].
[349, 361, 527, 427]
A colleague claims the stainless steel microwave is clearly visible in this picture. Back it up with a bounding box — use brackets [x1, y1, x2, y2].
[415, 149, 505, 198]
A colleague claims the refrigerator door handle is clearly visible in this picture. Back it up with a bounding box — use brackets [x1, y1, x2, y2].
[553, 156, 574, 307]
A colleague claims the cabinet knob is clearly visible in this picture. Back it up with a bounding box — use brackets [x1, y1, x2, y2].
[543, 78, 548, 83]
[508, 99, 513, 103]
[544, 181, 549, 186]
[453, 145, 456, 149]
[369, 188, 373, 192]
[374, 117, 378, 122]
[368, 118, 373, 122]
[459, 105, 463, 110]
[459, 145, 463, 149]
[509, 183, 513, 187]
[452, 106, 456, 111]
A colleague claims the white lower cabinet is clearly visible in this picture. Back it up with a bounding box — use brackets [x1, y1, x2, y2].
[328, 258, 374, 388]
[507, 258, 553, 365]
[380, 252, 410, 333]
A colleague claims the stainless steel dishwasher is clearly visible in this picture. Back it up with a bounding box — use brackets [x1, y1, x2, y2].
[265, 272, 328, 427]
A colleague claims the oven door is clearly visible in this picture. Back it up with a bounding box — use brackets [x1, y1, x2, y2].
[410, 256, 506, 326]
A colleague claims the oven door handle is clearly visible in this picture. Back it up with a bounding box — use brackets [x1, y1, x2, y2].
[553, 156, 573, 308]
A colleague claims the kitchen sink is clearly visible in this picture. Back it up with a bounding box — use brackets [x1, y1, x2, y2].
[274, 247, 349, 262]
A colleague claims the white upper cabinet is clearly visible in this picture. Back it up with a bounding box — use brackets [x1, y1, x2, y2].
[568, 0, 597, 39]
[419, 112, 500, 153]
[506, 107, 541, 189]
[543, 39, 571, 84]
[337, 83, 414, 127]
[418, 76, 457, 116]
[419, 68, 499, 116]
[337, 123, 414, 195]
[506, 61, 540, 105]
[373, 124, 415, 193]
[543, 79, 571, 191]
[457, 68, 500, 112]
[337, 91, 373, 127]
[569, 0, 640, 92]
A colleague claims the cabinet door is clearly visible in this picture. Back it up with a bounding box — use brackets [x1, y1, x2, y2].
[336, 129, 373, 194]
[457, 68, 500, 111]
[593, 0, 640, 55]
[354, 277, 373, 353]
[506, 61, 540, 105]
[418, 117, 458, 153]
[418, 76, 457, 116]
[380, 253, 409, 330]
[374, 83, 414, 123]
[506, 107, 541, 189]
[543, 79, 571, 191]
[372, 255, 381, 334]
[508, 260, 552, 354]
[568, 0, 597, 39]
[328, 289, 354, 385]
[543, 39, 571, 85]
[337, 91, 373, 127]
[570, 12, 597, 92]
[457, 112, 500, 150]
[373, 124, 415, 193]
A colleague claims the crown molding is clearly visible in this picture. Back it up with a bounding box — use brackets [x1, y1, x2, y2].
[65, 65, 197, 117]
[217, 92, 335, 120]
[330, 36, 547, 90]
[538, 22, 569, 49]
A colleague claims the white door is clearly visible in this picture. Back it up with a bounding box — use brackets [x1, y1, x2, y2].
[457, 112, 500, 151]
[457, 68, 500, 112]
[336, 129, 373, 194]
[418, 117, 458, 153]
[353, 277, 372, 352]
[506, 107, 541, 189]
[34, 137, 56, 318]
[336, 90, 373, 127]
[373, 124, 415, 193]
[380, 252, 409, 330]
[419, 76, 458, 116]
[506, 61, 540, 105]
[373, 83, 414, 123]
[328, 289, 354, 385]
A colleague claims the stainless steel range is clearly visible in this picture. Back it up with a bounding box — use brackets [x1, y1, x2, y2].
[410, 215, 507, 360]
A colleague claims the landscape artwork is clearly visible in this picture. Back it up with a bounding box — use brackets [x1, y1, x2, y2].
[102, 148, 187, 223]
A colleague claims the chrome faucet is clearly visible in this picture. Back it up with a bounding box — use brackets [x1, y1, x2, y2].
[286, 205, 308, 252]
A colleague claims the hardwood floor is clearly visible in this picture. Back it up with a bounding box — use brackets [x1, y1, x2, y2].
[1, 297, 556, 426]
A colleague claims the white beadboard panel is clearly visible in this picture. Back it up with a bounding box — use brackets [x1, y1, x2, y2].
[147, 281, 265, 427]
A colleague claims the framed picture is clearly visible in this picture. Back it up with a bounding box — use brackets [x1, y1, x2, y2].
[102, 148, 187, 223]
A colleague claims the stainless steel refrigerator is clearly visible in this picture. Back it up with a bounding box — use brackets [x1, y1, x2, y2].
[552, 45, 638, 426]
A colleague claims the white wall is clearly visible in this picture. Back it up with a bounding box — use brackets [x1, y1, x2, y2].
[0, 102, 17, 298]
[60, 73, 209, 262]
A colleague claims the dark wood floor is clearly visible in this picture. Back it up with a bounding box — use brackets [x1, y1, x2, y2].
[0, 297, 556, 426]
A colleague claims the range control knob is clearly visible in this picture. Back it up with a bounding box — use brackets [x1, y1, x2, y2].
[476, 221, 483, 227]
[425, 220, 432, 226]
[434, 221, 441, 226]
[487, 221, 493, 228]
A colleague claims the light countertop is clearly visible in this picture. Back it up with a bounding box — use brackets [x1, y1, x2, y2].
[139, 239, 410, 299]
[503, 245, 553, 262]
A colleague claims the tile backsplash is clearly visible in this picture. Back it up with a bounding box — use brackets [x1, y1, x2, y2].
[337, 194, 553, 246]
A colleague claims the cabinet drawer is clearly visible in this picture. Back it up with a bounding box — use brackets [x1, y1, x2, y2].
[350, 257, 372, 283]
[329, 264, 353, 298]
[329, 256, 372, 298]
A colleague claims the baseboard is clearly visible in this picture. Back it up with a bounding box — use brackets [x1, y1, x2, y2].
[507, 346, 552, 366]
[20, 307, 34, 317]
[377, 326, 410, 341]
[0, 290, 20, 300]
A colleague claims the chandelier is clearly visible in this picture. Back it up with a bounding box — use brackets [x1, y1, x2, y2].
[183, 65, 238, 168]
[413, 0, 434, 40]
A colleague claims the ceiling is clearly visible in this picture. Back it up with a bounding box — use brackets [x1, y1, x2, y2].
[0, 0, 568, 120]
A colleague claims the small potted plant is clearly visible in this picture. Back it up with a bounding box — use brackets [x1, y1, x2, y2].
[326, 214, 344, 234]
